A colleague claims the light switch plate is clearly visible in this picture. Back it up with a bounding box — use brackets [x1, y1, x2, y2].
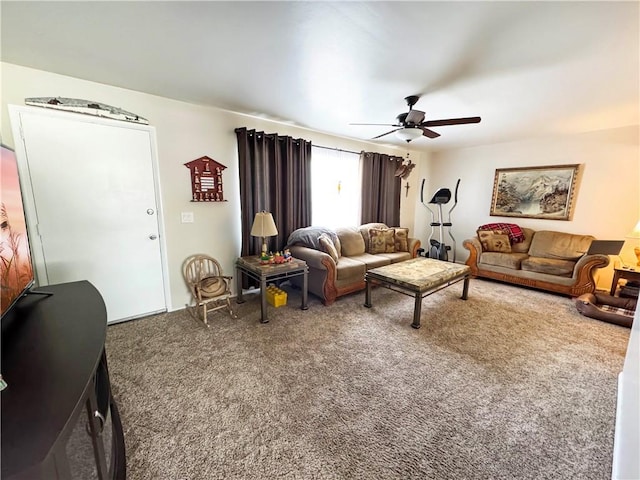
[181, 212, 194, 223]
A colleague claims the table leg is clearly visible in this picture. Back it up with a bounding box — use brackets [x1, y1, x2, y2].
[461, 276, 470, 300]
[411, 293, 422, 329]
[301, 270, 309, 310]
[610, 270, 621, 296]
[260, 276, 268, 323]
[364, 277, 372, 308]
[236, 267, 245, 304]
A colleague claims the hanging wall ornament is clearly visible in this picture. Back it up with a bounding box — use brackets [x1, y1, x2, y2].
[184, 156, 228, 202]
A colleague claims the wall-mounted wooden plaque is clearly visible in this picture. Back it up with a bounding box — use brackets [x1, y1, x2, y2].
[184, 156, 227, 202]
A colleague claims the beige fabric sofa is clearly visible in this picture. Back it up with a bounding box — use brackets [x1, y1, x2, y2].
[463, 228, 609, 296]
[288, 223, 421, 305]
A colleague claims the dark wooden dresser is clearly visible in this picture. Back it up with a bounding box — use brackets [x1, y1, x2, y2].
[1, 281, 126, 479]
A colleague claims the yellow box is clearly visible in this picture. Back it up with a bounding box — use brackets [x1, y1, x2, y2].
[266, 285, 287, 307]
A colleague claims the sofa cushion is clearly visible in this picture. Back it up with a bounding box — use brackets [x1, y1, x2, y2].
[477, 230, 512, 253]
[511, 228, 535, 254]
[335, 256, 367, 281]
[369, 228, 395, 254]
[521, 256, 575, 277]
[359, 223, 388, 253]
[393, 227, 409, 252]
[528, 231, 594, 261]
[479, 252, 529, 269]
[348, 253, 391, 269]
[318, 233, 339, 262]
[377, 251, 412, 263]
[336, 227, 366, 256]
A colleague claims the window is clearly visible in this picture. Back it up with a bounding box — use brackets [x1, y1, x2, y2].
[311, 147, 361, 228]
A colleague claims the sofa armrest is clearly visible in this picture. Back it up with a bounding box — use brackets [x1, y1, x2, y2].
[289, 244, 339, 305]
[566, 253, 610, 296]
[408, 237, 421, 258]
[288, 245, 335, 271]
[463, 237, 483, 275]
[572, 254, 610, 279]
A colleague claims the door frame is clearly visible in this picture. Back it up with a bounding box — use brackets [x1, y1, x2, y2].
[8, 104, 171, 316]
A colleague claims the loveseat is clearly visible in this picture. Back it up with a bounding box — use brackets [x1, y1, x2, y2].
[287, 223, 421, 305]
[463, 225, 609, 296]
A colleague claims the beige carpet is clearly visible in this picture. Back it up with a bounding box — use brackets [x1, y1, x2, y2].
[105, 279, 629, 480]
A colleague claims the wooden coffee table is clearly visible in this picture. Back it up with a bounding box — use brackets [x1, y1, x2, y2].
[364, 257, 471, 329]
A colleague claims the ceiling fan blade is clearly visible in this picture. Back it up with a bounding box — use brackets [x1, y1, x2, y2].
[350, 123, 400, 126]
[420, 127, 441, 139]
[372, 128, 403, 139]
[405, 109, 425, 124]
[421, 116, 481, 127]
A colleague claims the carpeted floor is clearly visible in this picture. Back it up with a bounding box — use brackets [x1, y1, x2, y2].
[105, 279, 629, 480]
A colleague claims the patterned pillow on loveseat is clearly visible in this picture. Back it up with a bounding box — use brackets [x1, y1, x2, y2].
[477, 229, 512, 253]
[369, 228, 395, 254]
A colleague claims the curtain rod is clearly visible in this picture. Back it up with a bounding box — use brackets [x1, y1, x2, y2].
[314, 144, 404, 161]
[237, 128, 403, 159]
[312, 144, 361, 155]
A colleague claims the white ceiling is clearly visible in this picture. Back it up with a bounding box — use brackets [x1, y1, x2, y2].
[1, 1, 638, 152]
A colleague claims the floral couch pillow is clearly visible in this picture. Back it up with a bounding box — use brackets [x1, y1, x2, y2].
[477, 229, 512, 253]
[393, 228, 409, 252]
[369, 228, 396, 254]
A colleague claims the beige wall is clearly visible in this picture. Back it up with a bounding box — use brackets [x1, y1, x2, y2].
[428, 129, 640, 289]
[3, 62, 634, 303]
[0, 62, 425, 311]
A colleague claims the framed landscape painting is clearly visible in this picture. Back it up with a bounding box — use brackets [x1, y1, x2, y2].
[490, 164, 580, 220]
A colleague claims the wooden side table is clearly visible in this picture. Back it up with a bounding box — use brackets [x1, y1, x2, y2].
[235, 256, 308, 323]
[610, 265, 640, 296]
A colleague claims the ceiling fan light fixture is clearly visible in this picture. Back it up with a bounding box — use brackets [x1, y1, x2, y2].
[395, 127, 423, 142]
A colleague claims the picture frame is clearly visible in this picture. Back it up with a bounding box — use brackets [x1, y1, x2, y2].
[490, 164, 580, 220]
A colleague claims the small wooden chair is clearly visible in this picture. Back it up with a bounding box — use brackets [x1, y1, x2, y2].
[182, 254, 236, 326]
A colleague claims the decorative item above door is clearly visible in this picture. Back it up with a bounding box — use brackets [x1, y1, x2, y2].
[184, 156, 228, 202]
[490, 164, 580, 220]
[25, 97, 149, 124]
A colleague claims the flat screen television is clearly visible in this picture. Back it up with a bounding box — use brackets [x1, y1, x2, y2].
[1, 144, 35, 319]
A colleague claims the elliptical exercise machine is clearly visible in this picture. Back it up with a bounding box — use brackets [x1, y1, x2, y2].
[419, 178, 460, 262]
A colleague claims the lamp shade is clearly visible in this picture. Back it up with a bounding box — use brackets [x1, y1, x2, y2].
[396, 128, 423, 142]
[250, 211, 278, 238]
[626, 220, 640, 239]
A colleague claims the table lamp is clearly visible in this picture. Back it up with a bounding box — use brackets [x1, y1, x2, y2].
[626, 220, 640, 266]
[250, 211, 278, 255]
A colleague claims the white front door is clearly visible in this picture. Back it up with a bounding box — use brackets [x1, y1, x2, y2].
[10, 106, 168, 323]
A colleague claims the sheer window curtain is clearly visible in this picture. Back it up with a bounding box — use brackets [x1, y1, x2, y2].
[235, 127, 312, 258]
[360, 151, 403, 226]
[311, 147, 361, 228]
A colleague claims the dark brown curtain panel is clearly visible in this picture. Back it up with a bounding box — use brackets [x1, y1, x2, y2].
[360, 151, 403, 226]
[236, 127, 312, 258]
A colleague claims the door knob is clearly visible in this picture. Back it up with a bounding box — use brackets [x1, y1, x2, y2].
[147, 209, 155, 215]
[149, 234, 158, 240]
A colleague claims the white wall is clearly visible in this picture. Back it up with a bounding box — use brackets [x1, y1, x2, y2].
[0, 62, 425, 312]
[429, 129, 640, 289]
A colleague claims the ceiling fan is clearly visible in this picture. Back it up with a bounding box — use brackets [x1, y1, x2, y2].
[351, 95, 481, 142]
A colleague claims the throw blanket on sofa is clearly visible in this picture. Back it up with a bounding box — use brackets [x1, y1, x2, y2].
[286, 226, 339, 250]
[478, 222, 525, 243]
